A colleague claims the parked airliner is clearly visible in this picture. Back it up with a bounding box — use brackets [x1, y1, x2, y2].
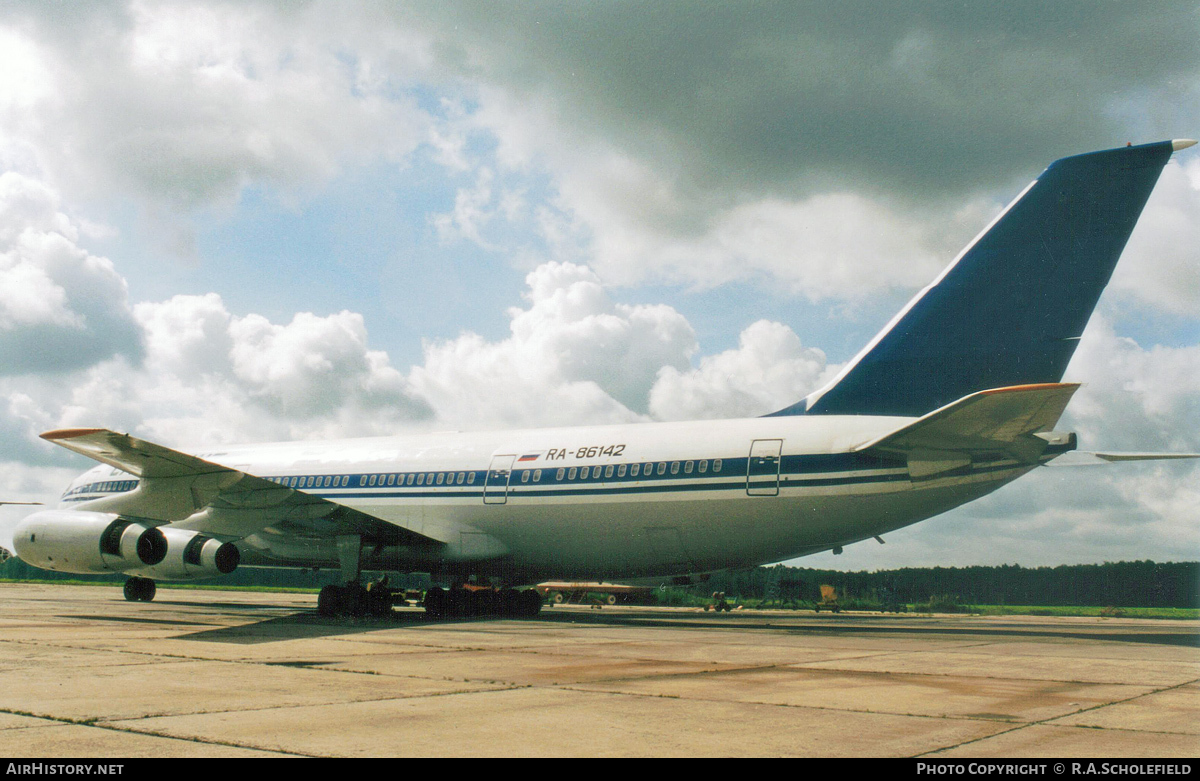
[7, 140, 1198, 617]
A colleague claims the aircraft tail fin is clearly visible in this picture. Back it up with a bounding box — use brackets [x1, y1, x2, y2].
[770, 139, 1192, 418]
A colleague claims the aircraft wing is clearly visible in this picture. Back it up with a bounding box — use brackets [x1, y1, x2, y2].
[40, 428, 444, 546]
[853, 383, 1081, 476]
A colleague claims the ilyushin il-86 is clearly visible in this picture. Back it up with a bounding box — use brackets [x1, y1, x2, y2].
[8, 140, 1198, 618]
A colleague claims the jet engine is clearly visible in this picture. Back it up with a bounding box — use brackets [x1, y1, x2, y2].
[134, 527, 239, 580]
[12, 511, 167, 574]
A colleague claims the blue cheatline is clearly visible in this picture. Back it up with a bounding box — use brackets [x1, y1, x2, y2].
[769, 140, 1176, 419]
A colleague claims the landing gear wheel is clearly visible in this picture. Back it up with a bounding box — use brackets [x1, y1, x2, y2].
[366, 582, 393, 616]
[343, 583, 368, 617]
[518, 588, 543, 617]
[123, 577, 155, 602]
[316, 583, 372, 617]
[317, 585, 341, 617]
[447, 587, 470, 618]
[500, 588, 520, 616]
[423, 587, 446, 619]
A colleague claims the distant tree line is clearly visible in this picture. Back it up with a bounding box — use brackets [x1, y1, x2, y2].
[1, 556, 1196, 608]
[695, 561, 1199, 608]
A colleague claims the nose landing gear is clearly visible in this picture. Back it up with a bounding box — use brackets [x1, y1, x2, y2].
[123, 576, 156, 602]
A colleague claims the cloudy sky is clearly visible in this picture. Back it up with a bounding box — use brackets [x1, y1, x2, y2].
[1, 1, 1198, 571]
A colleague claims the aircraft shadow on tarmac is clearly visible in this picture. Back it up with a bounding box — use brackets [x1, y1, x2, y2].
[160, 604, 1200, 648]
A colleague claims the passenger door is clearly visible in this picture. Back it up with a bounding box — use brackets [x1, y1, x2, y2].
[483, 455, 516, 505]
[746, 439, 783, 496]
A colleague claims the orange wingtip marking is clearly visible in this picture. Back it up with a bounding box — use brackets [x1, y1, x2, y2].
[40, 428, 106, 441]
[978, 383, 1080, 395]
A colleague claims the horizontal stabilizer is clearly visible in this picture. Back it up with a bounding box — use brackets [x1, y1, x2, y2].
[855, 383, 1080, 472]
[1045, 451, 1200, 467]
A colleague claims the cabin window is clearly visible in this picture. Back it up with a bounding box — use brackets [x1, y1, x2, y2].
[404, 474, 412, 485]
[671, 461, 680, 475]
[568, 467, 577, 480]
[556, 468, 565, 481]
[417, 474, 425, 486]
[368, 475, 376, 487]
[684, 461, 694, 474]
[426, 473, 434, 484]
[521, 470, 530, 483]
[457, 472, 465, 484]
[657, 462, 667, 475]
[533, 469, 542, 482]
[605, 465, 614, 478]
[699, 460, 708, 473]
[630, 463, 640, 477]
[618, 464, 627, 477]
[468, 472, 476, 484]
[436, 473, 445, 485]
[714, 459, 723, 472]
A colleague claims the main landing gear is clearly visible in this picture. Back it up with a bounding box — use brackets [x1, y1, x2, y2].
[421, 586, 543, 619]
[317, 580, 394, 618]
[123, 576, 156, 602]
[315, 582, 544, 619]
[312, 534, 544, 620]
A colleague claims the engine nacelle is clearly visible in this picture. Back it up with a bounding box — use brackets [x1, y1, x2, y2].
[12, 511, 167, 574]
[131, 527, 239, 580]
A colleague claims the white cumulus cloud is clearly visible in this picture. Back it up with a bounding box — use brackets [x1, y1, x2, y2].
[0, 172, 141, 374]
[650, 320, 833, 420]
[409, 261, 698, 428]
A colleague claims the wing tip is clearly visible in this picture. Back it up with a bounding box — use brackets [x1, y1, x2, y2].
[40, 427, 107, 442]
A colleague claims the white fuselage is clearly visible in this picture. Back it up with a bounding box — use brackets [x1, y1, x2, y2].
[56, 414, 1038, 582]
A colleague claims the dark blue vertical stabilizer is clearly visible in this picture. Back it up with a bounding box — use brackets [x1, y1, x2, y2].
[770, 140, 1179, 418]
